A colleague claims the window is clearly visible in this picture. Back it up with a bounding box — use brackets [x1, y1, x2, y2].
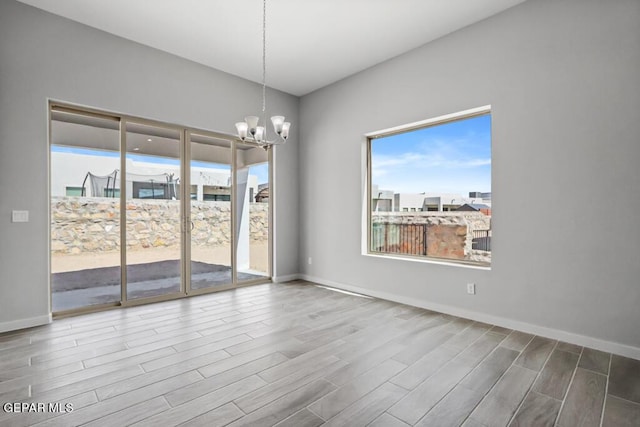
[203, 194, 231, 201]
[65, 186, 83, 196]
[203, 185, 231, 201]
[367, 107, 492, 266]
[132, 181, 173, 199]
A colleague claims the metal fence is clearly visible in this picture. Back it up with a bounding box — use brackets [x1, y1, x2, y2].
[472, 229, 492, 251]
[371, 223, 427, 256]
[372, 223, 492, 255]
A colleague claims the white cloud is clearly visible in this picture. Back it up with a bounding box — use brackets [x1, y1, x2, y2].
[371, 168, 388, 178]
[373, 151, 490, 170]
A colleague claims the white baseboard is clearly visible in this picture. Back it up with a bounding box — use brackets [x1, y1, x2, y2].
[299, 274, 640, 361]
[272, 274, 301, 283]
[0, 314, 52, 334]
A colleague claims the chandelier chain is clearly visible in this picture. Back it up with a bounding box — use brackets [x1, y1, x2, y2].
[262, 0, 267, 116]
[234, 0, 288, 146]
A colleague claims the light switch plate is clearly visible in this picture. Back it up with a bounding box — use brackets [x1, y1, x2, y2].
[12, 210, 29, 223]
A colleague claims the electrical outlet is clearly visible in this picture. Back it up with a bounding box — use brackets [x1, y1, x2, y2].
[467, 283, 476, 295]
[308, 257, 312, 265]
[12, 210, 29, 223]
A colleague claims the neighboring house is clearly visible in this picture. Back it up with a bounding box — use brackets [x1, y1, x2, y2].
[456, 203, 492, 216]
[390, 192, 490, 212]
[255, 186, 269, 203]
[393, 193, 428, 212]
[50, 149, 262, 202]
[469, 191, 492, 202]
[371, 185, 394, 212]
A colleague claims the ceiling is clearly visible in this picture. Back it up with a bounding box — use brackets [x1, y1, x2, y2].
[18, 0, 526, 96]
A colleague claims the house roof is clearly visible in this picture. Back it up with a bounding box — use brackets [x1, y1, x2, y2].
[457, 203, 491, 211]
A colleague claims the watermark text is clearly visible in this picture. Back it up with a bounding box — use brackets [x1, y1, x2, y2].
[3, 402, 73, 413]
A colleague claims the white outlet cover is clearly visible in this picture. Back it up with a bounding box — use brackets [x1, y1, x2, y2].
[12, 210, 29, 223]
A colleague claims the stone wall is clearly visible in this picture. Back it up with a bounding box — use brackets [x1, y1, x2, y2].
[371, 212, 491, 263]
[426, 224, 467, 259]
[51, 197, 268, 254]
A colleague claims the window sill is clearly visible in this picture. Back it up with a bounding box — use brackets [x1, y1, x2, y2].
[363, 252, 491, 271]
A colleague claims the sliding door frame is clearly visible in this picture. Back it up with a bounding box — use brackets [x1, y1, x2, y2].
[49, 101, 273, 317]
[233, 140, 275, 288]
[48, 104, 123, 317]
[119, 116, 186, 307]
[185, 129, 237, 297]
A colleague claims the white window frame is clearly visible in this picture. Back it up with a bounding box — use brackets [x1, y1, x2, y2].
[362, 105, 492, 269]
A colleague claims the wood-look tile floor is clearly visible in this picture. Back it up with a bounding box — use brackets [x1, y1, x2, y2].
[1, 281, 639, 427]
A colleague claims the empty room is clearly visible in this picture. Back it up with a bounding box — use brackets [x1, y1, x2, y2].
[1, 0, 639, 426]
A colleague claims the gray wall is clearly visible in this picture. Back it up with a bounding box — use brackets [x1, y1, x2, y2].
[299, 0, 640, 354]
[2, 0, 639, 357]
[0, 0, 299, 328]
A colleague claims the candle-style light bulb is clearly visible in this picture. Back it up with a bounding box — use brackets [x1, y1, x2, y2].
[245, 116, 259, 136]
[235, 122, 248, 141]
[281, 122, 291, 140]
[271, 116, 285, 135]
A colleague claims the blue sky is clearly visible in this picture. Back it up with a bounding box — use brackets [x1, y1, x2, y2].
[372, 114, 491, 195]
[53, 145, 119, 157]
[249, 163, 269, 184]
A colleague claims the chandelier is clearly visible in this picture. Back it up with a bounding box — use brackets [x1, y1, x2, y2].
[235, 0, 290, 147]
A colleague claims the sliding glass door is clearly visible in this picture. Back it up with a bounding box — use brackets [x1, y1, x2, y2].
[50, 110, 122, 312]
[124, 122, 184, 301]
[187, 132, 233, 292]
[49, 104, 271, 315]
[236, 142, 270, 283]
